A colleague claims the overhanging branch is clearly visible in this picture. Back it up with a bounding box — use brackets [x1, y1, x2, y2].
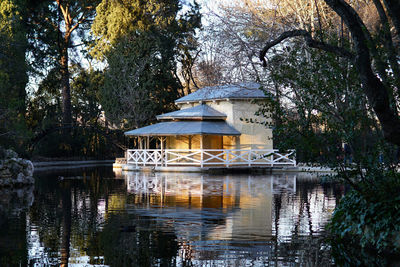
[259, 29, 354, 67]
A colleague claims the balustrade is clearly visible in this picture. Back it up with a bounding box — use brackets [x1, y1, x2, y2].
[127, 149, 296, 168]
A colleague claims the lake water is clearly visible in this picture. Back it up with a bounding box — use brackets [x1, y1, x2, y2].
[0, 166, 345, 266]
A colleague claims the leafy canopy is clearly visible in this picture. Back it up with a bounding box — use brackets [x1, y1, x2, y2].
[92, 0, 201, 128]
[91, 0, 201, 60]
[0, 0, 28, 150]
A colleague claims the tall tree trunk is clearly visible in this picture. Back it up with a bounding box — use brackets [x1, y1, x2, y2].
[60, 44, 72, 126]
[56, 1, 74, 127]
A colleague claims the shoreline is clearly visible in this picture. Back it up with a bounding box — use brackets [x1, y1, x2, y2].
[113, 163, 337, 174]
[32, 160, 338, 174]
[33, 160, 115, 171]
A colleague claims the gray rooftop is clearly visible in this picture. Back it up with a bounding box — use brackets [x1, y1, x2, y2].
[156, 104, 227, 120]
[125, 121, 241, 136]
[175, 82, 265, 103]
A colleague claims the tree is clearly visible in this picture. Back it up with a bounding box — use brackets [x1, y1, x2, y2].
[194, 1, 266, 84]
[194, 0, 337, 85]
[260, 0, 400, 146]
[91, 0, 200, 59]
[263, 41, 379, 164]
[100, 33, 182, 129]
[27, 0, 100, 126]
[26, 66, 120, 158]
[0, 0, 28, 149]
[70, 66, 104, 126]
[92, 0, 201, 128]
[255, 1, 400, 260]
[27, 67, 63, 133]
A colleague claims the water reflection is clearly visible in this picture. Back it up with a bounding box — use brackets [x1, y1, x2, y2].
[122, 172, 338, 266]
[0, 167, 344, 266]
[124, 172, 294, 241]
[0, 185, 34, 266]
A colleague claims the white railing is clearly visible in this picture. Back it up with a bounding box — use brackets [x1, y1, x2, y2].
[127, 149, 296, 168]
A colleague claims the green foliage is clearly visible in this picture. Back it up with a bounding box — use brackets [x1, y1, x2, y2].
[101, 31, 182, 128]
[27, 67, 122, 159]
[0, 0, 29, 152]
[71, 66, 104, 125]
[28, 66, 103, 129]
[27, 67, 63, 132]
[32, 128, 123, 159]
[258, 35, 400, 262]
[94, 0, 201, 128]
[261, 41, 379, 164]
[26, 0, 99, 73]
[328, 170, 400, 266]
[91, 0, 201, 60]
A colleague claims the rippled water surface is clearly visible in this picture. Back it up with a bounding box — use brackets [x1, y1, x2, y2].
[0, 167, 345, 266]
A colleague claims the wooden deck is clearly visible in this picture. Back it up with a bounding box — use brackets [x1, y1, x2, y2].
[126, 149, 296, 168]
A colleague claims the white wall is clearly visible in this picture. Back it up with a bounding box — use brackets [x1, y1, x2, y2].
[178, 99, 273, 149]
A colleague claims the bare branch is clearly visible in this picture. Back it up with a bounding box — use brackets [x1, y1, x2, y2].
[56, 0, 69, 24]
[69, 15, 85, 33]
[70, 42, 86, 48]
[259, 29, 354, 67]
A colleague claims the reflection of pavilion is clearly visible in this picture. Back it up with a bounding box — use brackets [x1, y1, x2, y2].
[125, 172, 296, 196]
[123, 172, 297, 244]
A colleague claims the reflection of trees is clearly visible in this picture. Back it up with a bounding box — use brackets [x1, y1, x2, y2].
[60, 181, 71, 267]
[26, 169, 347, 266]
[0, 186, 33, 265]
[178, 178, 338, 266]
[273, 179, 343, 237]
[269, 179, 343, 266]
[99, 213, 179, 266]
[0, 211, 28, 265]
[29, 167, 125, 265]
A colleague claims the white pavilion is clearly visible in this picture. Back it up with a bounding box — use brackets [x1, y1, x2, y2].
[120, 83, 296, 171]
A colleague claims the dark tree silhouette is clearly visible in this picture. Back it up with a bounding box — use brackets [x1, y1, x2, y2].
[260, 0, 400, 146]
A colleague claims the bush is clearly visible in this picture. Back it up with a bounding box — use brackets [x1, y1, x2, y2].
[328, 170, 400, 266]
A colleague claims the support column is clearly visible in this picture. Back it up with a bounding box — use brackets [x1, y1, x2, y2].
[225, 135, 229, 167]
[200, 135, 203, 168]
[160, 136, 165, 167]
[188, 135, 192, 150]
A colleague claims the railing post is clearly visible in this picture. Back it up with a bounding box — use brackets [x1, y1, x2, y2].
[201, 149, 204, 168]
[293, 150, 297, 167]
[248, 149, 251, 167]
[143, 150, 146, 166]
[134, 150, 138, 169]
[272, 150, 274, 168]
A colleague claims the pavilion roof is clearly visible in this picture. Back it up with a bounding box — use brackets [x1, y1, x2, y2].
[124, 121, 241, 136]
[175, 82, 265, 104]
[156, 104, 227, 120]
